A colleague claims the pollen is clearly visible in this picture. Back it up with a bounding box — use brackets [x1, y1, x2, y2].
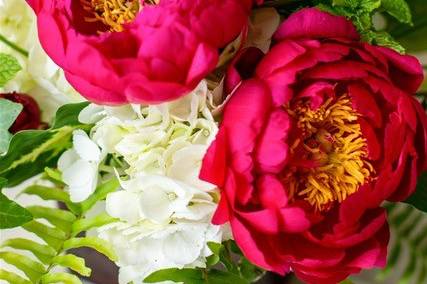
[285, 95, 374, 211]
[80, 0, 141, 32]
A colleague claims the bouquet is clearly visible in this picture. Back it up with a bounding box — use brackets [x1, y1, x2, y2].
[1, 0, 426, 284]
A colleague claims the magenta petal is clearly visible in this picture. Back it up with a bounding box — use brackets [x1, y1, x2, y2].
[274, 8, 359, 41]
[255, 109, 291, 173]
[256, 175, 288, 208]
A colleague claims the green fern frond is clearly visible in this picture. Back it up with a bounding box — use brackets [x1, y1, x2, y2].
[0, 172, 120, 284]
[377, 203, 427, 284]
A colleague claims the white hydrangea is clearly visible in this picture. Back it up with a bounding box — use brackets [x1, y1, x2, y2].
[58, 130, 103, 203]
[100, 175, 221, 284]
[0, 0, 82, 121]
[77, 81, 227, 283]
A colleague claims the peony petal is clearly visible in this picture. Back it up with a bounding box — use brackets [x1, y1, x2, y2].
[274, 8, 359, 41]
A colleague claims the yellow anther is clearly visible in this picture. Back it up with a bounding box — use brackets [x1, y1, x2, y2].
[285, 95, 374, 211]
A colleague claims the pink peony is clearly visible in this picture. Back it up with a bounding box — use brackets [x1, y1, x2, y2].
[201, 8, 427, 284]
[27, 0, 252, 105]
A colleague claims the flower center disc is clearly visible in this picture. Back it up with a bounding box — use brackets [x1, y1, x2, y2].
[81, 0, 142, 32]
[285, 95, 374, 211]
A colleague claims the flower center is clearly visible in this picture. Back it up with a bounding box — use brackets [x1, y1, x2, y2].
[80, 0, 144, 32]
[285, 95, 374, 211]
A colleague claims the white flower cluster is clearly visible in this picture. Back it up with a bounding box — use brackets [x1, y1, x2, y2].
[58, 82, 226, 284]
[0, 0, 82, 121]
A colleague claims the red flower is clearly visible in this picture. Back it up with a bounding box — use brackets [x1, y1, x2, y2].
[0, 93, 41, 133]
[27, 0, 252, 105]
[200, 8, 427, 284]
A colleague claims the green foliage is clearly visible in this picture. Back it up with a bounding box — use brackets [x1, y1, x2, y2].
[145, 240, 264, 284]
[0, 173, 120, 284]
[381, 0, 412, 24]
[0, 98, 23, 153]
[383, 0, 427, 52]
[0, 102, 90, 187]
[405, 172, 427, 213]
[376, 203, 427, 283]
[144, 268, 205, 284]
[316, 0, 414, 53]
[0, 178, 32, 229]
[0, 53, 21, 87]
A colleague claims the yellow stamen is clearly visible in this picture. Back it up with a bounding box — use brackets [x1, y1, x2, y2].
[285, 95, 374, 211]
[80, 0, 143, 32]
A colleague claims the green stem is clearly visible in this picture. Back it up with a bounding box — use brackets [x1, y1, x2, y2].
[36, 211, 84, 284]
[0, 34, 29, 57]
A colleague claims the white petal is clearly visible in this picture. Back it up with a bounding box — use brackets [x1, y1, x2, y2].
[69, 182, 95, 203]
[62, 159, 95, 187]
[73, 130, 101, 162]
[168, 145, 216, 191]
[106, 191, 142, 224]
[162, 224, 206, 266]
[139, 187, 173, 224]
[63, 160, 98, 202]
[57, 149, 79, 172]
[78, 104, 105, 124]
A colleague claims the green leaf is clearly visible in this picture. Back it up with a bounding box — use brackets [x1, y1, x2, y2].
[1, 238, 56, 264]
[206, 254, 220, 267]
[52, 102, 90, 129]
[0, 192, 32, 229]
[21, 185, 81, 215]
[0, 53, 21, 87]
[0, 177, 7, 188]
[26, 206, 76, 233]
[40, 272, 82, 284]
[0, 99, 22, 130]
[63, 237, 117, 262]
[208, 270, 249, 284]
[22, 185, 70, 203]
[79, 178, 120, 213]
[0, 102, 90, 187]
[22, 220, 66, 251]
[318, 0, 407, 53]
[71, 213, 118, 237]
[368, 30, 406, 53]
[144, 268, 204, 284]
[0, 99, 23, 153]
[0, 251, 45, 283]
[43, 167, 65, 185]
[405, 171, 427, 212]
[371, 203, 427, 283]
[240, 258, 263, 282]
[381, 0, 412, 24]
[0, 269, 32, 284]
[388, 0, 427, 52]
[0, 129, 12, 154]
[51, 254, 92, 277]
[207, 242, 222, 255]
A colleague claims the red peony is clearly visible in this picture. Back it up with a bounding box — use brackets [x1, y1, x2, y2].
[27, 0, 252, 105]
[200, 8, 427, 284]
[0, 92, 41, 133]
